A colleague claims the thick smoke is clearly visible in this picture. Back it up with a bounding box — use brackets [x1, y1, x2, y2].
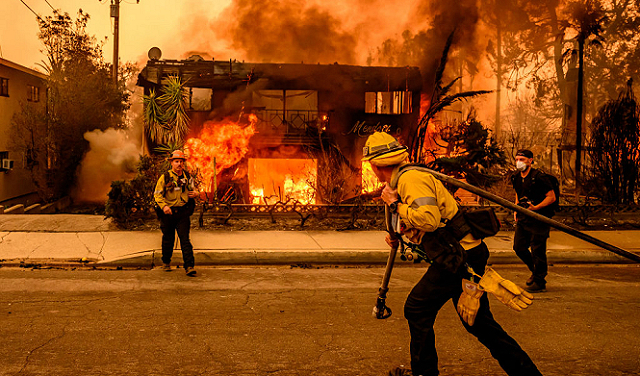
[202, 0, 484, 94]
[72, 128, 140, 203]
[374, 0, 482, 93]
[214, 0, 358, 65]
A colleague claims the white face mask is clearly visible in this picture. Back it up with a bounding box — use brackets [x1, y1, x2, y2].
[516, 160, 528, 172]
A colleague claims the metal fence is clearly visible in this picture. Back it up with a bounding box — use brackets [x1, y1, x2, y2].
[253, 109, 322, 134]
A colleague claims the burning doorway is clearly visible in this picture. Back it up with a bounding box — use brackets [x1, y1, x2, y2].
[361, 161, 384, 194]
[249, 158, 317, 204]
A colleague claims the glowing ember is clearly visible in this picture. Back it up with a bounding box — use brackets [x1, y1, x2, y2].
[249, 158, 317, 204]
[184, 115, 257, 191]
[361, 161, 384, 193]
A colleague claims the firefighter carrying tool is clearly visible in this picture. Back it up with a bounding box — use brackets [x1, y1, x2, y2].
[365, 132, 542, 376]
[372, 204, 398, 320]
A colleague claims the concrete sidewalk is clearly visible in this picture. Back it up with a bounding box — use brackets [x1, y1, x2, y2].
[0, 215, 638, 267]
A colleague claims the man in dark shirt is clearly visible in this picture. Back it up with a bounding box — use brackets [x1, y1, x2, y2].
[511, 149, 557, 293]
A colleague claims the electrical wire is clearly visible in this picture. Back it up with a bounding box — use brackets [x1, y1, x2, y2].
[18, 0, 46, 23]
[42, 0, 55, 11]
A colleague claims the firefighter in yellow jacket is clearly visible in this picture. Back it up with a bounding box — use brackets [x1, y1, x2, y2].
[363, 132, 541, 376]
[154, 150, 198, 276]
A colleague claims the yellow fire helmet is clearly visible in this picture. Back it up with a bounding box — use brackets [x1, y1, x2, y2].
[362, 132, 409, 166]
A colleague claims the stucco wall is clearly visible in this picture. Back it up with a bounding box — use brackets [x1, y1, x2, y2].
[0, 59, 46, 203]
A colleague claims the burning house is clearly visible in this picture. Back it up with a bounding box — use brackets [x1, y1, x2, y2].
[137, 52, 422, 205]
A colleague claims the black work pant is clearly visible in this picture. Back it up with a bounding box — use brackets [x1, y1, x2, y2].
[159, 206, 194, 269]
[404, 242, 542, 376]
[513, 222, 549, 286]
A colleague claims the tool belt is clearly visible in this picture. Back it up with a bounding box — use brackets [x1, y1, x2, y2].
[416, 210, 470, 274]
[154, 198, 196, 219]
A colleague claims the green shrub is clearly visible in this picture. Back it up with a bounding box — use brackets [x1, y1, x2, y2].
[105, 155, 167, 228]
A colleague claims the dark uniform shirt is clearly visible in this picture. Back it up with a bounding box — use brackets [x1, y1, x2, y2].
[512, 168, 554, 220]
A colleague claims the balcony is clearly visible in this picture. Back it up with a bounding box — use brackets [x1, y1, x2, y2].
[253, 109, 324, 135]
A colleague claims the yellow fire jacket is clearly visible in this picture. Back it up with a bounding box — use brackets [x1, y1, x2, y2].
[390, 164, 481, 250]
[154, 170, 194, 209]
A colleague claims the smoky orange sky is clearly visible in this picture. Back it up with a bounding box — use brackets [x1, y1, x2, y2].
[2, 0, 498, 122]
[1, 0, 232, 69]
[2, 0, 477, 70]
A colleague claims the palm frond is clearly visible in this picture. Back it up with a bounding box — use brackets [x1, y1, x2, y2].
[439, 77, 462, 98]
[433, 30, 456, 92]
[443, 90, 494, 103]
[154, 142, 184, 157]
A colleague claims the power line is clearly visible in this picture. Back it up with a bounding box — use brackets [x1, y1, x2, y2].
[18, 0, 45, 23]
[42, 0, 55, 11]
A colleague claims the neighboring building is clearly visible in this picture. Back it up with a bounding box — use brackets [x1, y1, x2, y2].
[0, 58, 46, 206]
[137, 55, 422, 203]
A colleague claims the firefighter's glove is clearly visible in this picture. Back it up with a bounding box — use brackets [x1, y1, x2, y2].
[479, 267, 533, 312]
[456, 279, 484, 326]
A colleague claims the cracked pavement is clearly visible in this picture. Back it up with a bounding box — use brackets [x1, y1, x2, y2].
[0, 264, 639, 375]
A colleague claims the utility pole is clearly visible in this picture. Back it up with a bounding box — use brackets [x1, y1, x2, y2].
[109, 0, 139, 85]
[110, 0, 120, 85]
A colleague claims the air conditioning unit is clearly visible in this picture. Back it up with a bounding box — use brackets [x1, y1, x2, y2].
[2, 159, 14, 170]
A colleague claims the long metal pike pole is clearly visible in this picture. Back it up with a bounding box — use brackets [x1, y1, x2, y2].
[423, 167, 640, 263]
[374, 205, 399, 319]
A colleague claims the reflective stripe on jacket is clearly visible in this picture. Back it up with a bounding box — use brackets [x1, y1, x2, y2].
[390, 164, 481, 250]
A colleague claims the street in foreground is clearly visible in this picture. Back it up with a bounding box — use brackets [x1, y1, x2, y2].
[0, 264, 639, 376]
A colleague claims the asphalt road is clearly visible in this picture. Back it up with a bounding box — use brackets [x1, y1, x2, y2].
[0, 264, 639, 376]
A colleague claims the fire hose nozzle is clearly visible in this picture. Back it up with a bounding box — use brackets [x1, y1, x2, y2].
[373, 297, 392, 319]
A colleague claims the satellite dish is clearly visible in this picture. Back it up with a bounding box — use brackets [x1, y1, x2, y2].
[148, 47, 162, 60]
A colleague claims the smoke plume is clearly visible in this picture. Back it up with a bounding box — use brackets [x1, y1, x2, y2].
[72, 128, 140, 203]
[214, 0, 358, 65]
[182, 0, 485, 94]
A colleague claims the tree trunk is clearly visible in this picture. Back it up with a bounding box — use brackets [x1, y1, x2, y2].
[576, 37, 585, 192]
[495, 5, 502, 139]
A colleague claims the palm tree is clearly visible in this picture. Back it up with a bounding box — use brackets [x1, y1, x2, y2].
[410, 31, 492, 163]
[569, 0, 606, 191]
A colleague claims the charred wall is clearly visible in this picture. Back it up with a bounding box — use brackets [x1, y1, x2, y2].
[137, 59, 422, 202]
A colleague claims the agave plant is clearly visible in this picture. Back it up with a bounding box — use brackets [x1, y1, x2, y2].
[153, 142, 184, 158]
[143, 89, 164, 143]
[143, 75, 190, 145]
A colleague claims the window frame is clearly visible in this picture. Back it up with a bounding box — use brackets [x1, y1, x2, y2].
[0, 77, 8, 97]
[27, 85, 40, 102]
[364, 90, 413, 115]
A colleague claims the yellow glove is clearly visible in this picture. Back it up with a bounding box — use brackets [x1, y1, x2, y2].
[456, 279, 484, 326]
[479, 267, 534, 312]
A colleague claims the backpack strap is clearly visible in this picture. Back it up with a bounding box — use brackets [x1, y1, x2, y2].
[529, 168, 540, 182]
[162, 171, 172, 196]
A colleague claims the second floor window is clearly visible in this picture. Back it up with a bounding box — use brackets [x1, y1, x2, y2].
[0, 78, 8, 97]
[365, 91, 412, 114]
[27, 86, 40, 102]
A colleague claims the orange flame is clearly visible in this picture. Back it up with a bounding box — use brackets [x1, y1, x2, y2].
[184, 115, 257, 191]
[249, 158, 316, 205]
[418, 93, 439, 153]
[361, 161, 384, 193]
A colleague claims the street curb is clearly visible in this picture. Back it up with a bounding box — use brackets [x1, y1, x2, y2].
[1, 248, 635, 269]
